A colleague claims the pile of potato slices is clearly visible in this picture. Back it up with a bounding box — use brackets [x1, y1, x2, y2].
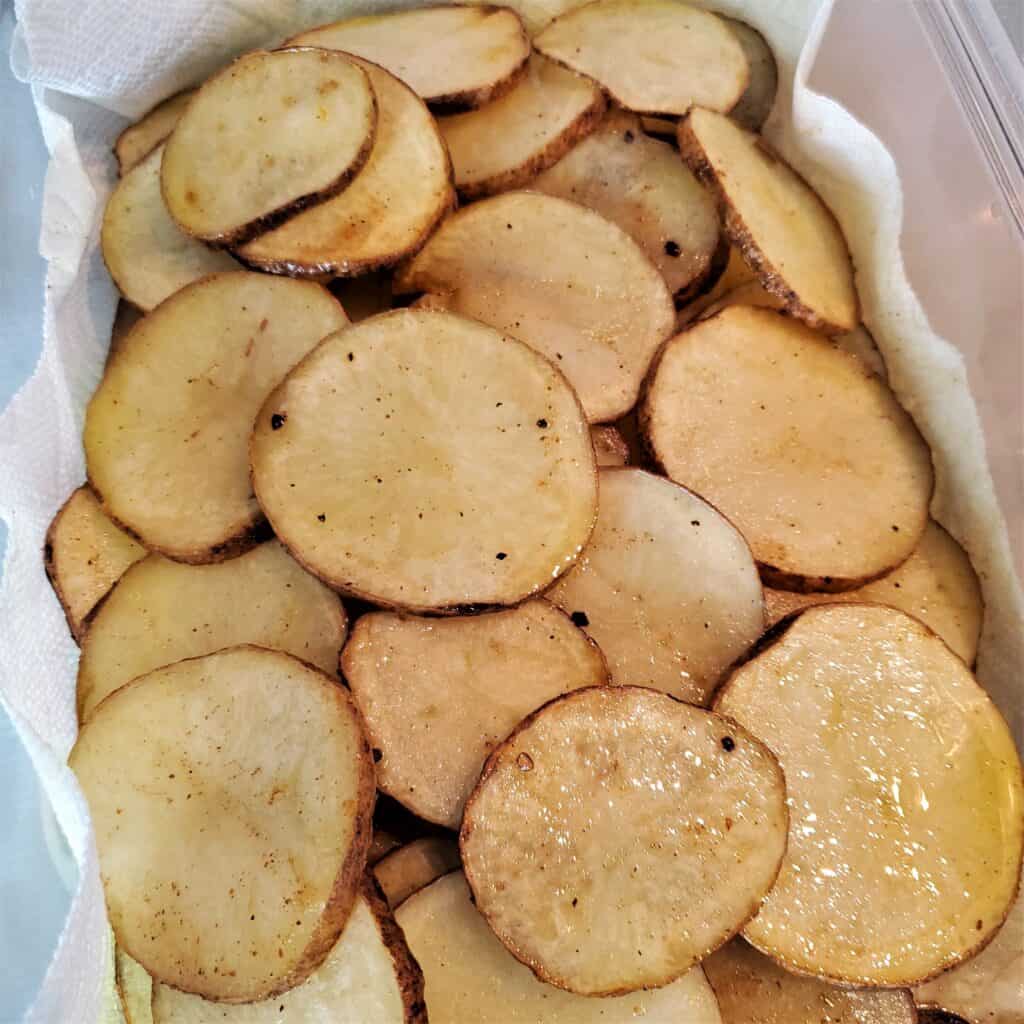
[58, 3, 1020, 1022]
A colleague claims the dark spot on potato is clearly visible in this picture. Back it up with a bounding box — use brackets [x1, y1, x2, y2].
[372, 748, 383, 763]
[271, 413, 286, 430]
[892, 524, 900, 532]
[623, 130, 634, 143]
[664, 240, 681, 258]
[721, 736, 735, 752]
[495, 552, 507, 560]
[691, 519, 700, 527]
[536, 418, 548, 428]
[516, 752, 534, 771]
[317, 513, 326, 523]
[570, 611, 589, 628]
[348, 352, 354, 362]
[571, 897, 578, 907]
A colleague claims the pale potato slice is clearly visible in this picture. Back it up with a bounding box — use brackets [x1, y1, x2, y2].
[44, 485, 145, 642]
[722, 17, 778, 132]
[394, 192, 675, 422]
[494, 0, 589, 34]
[641, 306, 934, 590]
[398, 872, 724, 1022]
[114, 90, 194, 175]
[679, 107, 859, 333]
[161, 49, 377, 246]
[251, 309, 597, 611]
[116, 949, 153, 1024]
[590, 424, 629, 467]
[102, 146, 237, 312]
[333, 271, 394, 322]
[70, 646, 375, 1002]
[535, 0, 748, 117]
[76, 541, 347, 722]
[534, 109, 720, 301]
[102, 926, 127, 1024]
[287, 6, 529, 111]
[236, 58, 454, 277]
[461, 686, 788, 995]
[714, 604, 1024, 987]
[374, 838, 461, 908]
[438, 54, 605, 200]
[85, 272, 347, 562]
[547, 469, 763, 704]
[342, 601, 608, 827]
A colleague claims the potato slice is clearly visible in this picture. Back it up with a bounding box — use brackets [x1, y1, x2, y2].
[394, 192, 675, 422]
[679, 107, 858, 333]
[151, 879, 425, 1022]
[374, 838, 461, 908]
[114, 90, 194, 175]
[161, 49, 377, 246]
[287, 6, 529, 111]
[70, 646, 375, 1002]
[101, 926, 128, 1024]
[461, 686, 788, 995]
[398, 872, 723, 1022]
[678, 245, 758, 323]
[722, 18, 778, 133]
[535, 0, 748, 117]
[116, 949, 153, 1024]
[76, 540, 347, 722]
[641, 306, 934, 590]
[534, 109, 720, 302]
[590, 425, 629, 467]
[714, 604, 1024, 987]
[108, 302, 142, 362]
[369, 829, 402, 866]
[251, 309, 597, 611]
[640, 115, 678, 140]
[85, 272, 347, 562]
[236, 58, 454, 277]
[547, 468, 763, 704]
[44, 485, 145, 642]
[342, 601, 608, 827]
[438, 54, 605, 200]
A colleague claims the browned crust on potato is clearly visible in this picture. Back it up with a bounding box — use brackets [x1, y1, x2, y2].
[720, 16, 778, 133]
[43, 486, 89, 642]
[114, 89, 195, 176]
[675, 232, 729, 311]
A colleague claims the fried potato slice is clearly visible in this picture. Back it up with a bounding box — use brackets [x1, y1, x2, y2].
[251, 309, 597, 611]
[548, 469, 763, 704]
[161, 49, 377, 246]
[114, 90, 194, 175]
[85, 272, 347, 562]
[287, 5, 529, 111]
[374, 838, 461, 908]
[641, 307, 934, 590]
[461, 686, 788, 995]
[679, 107, 859, 333]
[714, 604, 1024, 987]
[70, 646, 375, 1002]
[398, 872, 723, 1022]
[722, 18, 778, 132]
[590, 425, 629, 467]
[342, 601, 608, 827]
[76, 540, 347, 722]
[236, 58, 454, 277]
[394, 192, 675, 422]
[101, 926, 127, 1024]
[535, 0, 748, 117]
[640, 115, 677, 140]
[678, 245, 758, 323]
[116, 949, 153, 1024]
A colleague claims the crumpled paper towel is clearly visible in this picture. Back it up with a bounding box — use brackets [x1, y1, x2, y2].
[2, 0, 1021, 1020]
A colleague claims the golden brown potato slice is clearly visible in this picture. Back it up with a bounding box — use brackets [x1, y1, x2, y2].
[714, 604, 1024, 987]
[722, 17, 778, 132]
[398, 872, 723, 1022]
[236, 58, 454, 277]
[640, 115, 678, 140]
[590, 425, 629, 467]
[70, 646, 375, 1003]
[114, 90, 194, 175]
[251, 309, 598, 612]
[679, 107, 859, 333]
[342, 601, 608, 827]
[161, 49, 377, 246]
[641, 307, 934, 591]
[287, 6, 529, 111]
[374, 838, 462, 909]
[394, 192, 675, 422]
[548, 468, 763, 704]
[85, 272, 347, 562]
[461, 686, 788, 996]
[115, 949, 153, 1024]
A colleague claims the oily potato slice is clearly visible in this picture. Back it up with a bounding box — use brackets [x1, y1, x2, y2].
[394, 192, 675, 422]
[722, 17, 779, 133]
[548, 468, 764, 704]
[461, 686, 788, 996]
[85, 272, 347, 562]
[374, 838, 462, 909]
[714, 604, 1024, 987]
[114, 90, 194, 175]
[70, 646, 375, 1003]
[679, 107, 859, 333]
[398, 872, 723, 1022]
[161, 49, 377, 246]
[641, 306, 934, 590]
[250, 309, 598, 611]
[116, 949, 153, 1024]
[590, 424, 629, 466]
[342, 600, 608, 828]
[76, 540, 347, 722]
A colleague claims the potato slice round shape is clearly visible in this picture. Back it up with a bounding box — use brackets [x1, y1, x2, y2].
[722, 18, 778, 133]
[590, 424, 629, 467]
[679, 107, 858, 333]
[461, 686, 788, 995]
[547, 469, 763, 704]
[287, 6, 529, 111]
[641, 306, 934, 590]
[394, 192, 675, 422]
[115, 90, 194, 176]
[398, 872, 723, 1022]
[343, 601, 608, 827]
[714, 604, 1024, 987]
[85, 272, 347, 562]
[251, 309, 597, 611]
[116, 949, 153, 1024]
[69, 646, 375, 1002]
[236, 59, 454, 277]
[374, 838, 462, 909]
[76, 541, 347, 722]
[161, 49, 377, 245]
